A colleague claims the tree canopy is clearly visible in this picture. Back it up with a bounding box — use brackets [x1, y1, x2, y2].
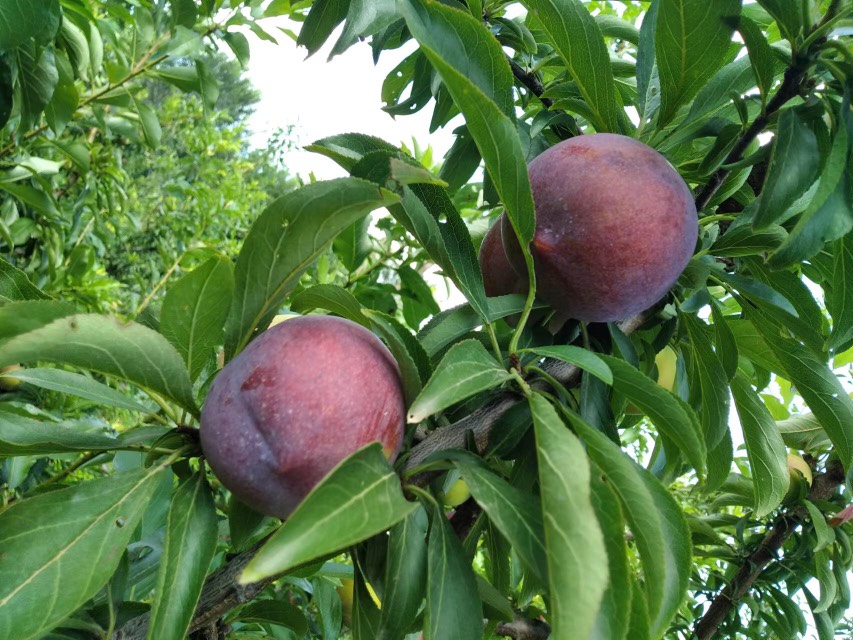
[1, 1, 852, 640]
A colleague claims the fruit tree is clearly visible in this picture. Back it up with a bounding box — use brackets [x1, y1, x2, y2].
[1, 1, 852, 639]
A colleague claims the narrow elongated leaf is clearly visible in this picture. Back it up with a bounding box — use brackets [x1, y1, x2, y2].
[713, 223, 788, 257]
[225, 178, 398, 357]
[757, 0, 804, 42]
[306, 133, 398, 171]
[297, 0, 351, 56]
[567, 412, 691, 638]
[522, 0, 623, 133]
[0, 408, 118, 455]
[655, 0, 741, 126]
[332, 0, 397, 57]
[0, 258, 50, 303]
[0, 0, 61, 50]
[449, 451, 548, 583]
[400, 0, 536, 256]
[521, 345, 612, 384]
[161, 255, 234, 382]
[682, 313, 730, 448]
[147, 473, 218, 640]
[0, 314, 197, 414]
[771, 113, 853, 267]
[0, 466, 166, 640]
[364, 309, 428, 406]
[2, 368, 152, 413]
[530, 394, 607, 640]
[235, 600, 309, 635]
[636, 0, 659, 120]
[240, 444, 416, 583]
[0, 300, 75, 340]
[709, 298, 738, 381]
[804, 501, 835, 553]
[378, 507, 429, 640]
[600, 355, 706, 475]
[290, 284, 369, 327]
[407, 340, 511, 423]
[750, 308, 853, 481]
[333, 216, 371, 272]
[426, 503, 483, 640]
[590, 468, 631, 640]
[753, 109, 821, 230]
[730, 373, 789, 516]
[828, 235, 853, 351]
[737, 15, 775, 102]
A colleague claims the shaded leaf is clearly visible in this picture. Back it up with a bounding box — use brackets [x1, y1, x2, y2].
[378, 507, 428, 640]
[0, 258, 50, 303]
[521, 345, 612, 384]
[240, 444, 416, 583]
[290, 285, 369, 327]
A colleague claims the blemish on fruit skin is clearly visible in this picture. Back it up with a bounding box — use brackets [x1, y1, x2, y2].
[241, 366, 276, 391]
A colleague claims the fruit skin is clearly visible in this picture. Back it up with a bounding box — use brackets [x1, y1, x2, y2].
[479, 213, 527, 299]
[0, 365, 23, 391]
[784, 454, 813, 503]
[626, 346, 677, 414]
[502, 133, 697, 322]
[200, 315, 406, 519]
[442, 478, 471, 508]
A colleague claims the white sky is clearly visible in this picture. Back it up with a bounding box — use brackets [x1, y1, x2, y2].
[244, 18, 457, 180]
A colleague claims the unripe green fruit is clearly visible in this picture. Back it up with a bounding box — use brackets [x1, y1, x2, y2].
[502, 133, 697, 322]
[442, 478, 471, 508]
[0, 365, 23, 391]
[200, 315, 406, 519]
[784, 454, 813, 503]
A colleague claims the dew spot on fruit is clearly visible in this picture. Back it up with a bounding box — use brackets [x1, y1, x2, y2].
[242, 366, 276, 391]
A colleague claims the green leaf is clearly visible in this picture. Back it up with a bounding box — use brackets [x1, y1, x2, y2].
[756, 0, 805, 42]
[655, 0, 741, 126]
[331, 0, 397, 58]
[15, 43, 58, 131]
[0, 181, 59, 218]
[44, 50, 78, 135]
[136, 102, 162, 148]
[595, 14, 640, 44]
[567, 412, 691, 638]
[228, 497, 268, 552]
[0, 258, 50, 303]
[0, 314, 197, 415]
[196, 59, 219, 111]
[804, 500, 835, 553]
[147, 472, 218, 640]
[290, 284, 369, 327]
[399, 0, 536, 257]
[709, 298, 738, 382]
[222, 31, 251, 68]
[2, 367, 152, 413]
[589, 468, 631, 640]
[0, 55, 12, 129]
[770, 111, 853, 267]
[449, 451, 548, 583]
[599, 355, 706, 476]
[750, 308, 853, 481]
[0, 407, 118, 455]
[738, 15, 775, 103]
[530, 394, 607, 639]
[727, 318, 785, 374]
[161, 256, 234, 382]
[522, 0, 624, 133]
[730, 372, 789, 516]
[0, 465, 166, 640]
[712, 223, 788, 257]
[0, 300, 74, 339]
[426, 503, 484, 640]
[753, 109, 821, 230]
[297, 0, 351, 56]
[0, 0, 61, 50]
[306, 133, 398, 171]
[364, 309, 428, 406]
[777, 410, 830, 451]
[682, 312, 730, 449]
[240, 444, 416, 583]
[520, 345, 612, 384]
[234, 600, 309, 635]
[636, 0, 659, 120]
[828, 235, 853, 351]
[407, 339, 512, 423]
[378, 507, 429, 640]
[333, 216, 371, 272]
[225, 178, 398, 357]
[171, 0, 198, 29]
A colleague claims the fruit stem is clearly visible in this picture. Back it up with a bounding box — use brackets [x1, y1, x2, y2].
[486, 322, 504, 364]
[510, 368, 532, 397]
[508, 277, 537, 356]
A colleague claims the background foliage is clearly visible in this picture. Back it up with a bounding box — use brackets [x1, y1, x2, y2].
[1, 1, 853, 639]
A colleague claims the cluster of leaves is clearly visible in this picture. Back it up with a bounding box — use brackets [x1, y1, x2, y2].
[1, 1, 853, 640]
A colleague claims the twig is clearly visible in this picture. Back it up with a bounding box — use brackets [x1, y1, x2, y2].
[495, 617, 551, 639]
[506, 57, 554, 108]
[692, 460, 846, 640]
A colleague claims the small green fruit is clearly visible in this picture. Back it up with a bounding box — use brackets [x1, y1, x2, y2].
[442, 478, 471, 508]
[0, 365, 23, 391]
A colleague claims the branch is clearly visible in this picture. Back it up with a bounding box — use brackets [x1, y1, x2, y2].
[693, 55, 812, 211]
[692, 460, 846, 640]
[506, 56, 554, 108]
[495, 617, 551, 639]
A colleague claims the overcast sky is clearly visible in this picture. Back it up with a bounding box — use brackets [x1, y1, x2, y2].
[245, 19, 458, 180]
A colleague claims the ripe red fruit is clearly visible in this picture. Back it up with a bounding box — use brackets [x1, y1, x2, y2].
[201, 315, 406, 519]
[503, 133, 697, 322]
[479, 213, 527, 298]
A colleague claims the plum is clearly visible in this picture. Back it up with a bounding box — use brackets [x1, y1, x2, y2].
[201, 315, 406, 519]
[478, 213, 527, 298]
[502, 133, 697, 322]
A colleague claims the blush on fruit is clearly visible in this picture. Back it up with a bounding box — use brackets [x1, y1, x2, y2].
[201, 315, 406, 519]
